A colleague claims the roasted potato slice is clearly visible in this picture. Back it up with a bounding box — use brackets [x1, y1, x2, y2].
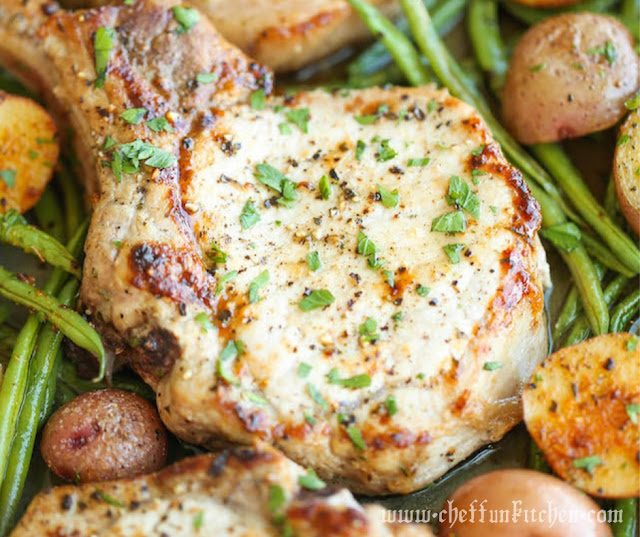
[614, 108, 640, 235]
[523, 332, 640, 498]
[0, 91, 58, 212]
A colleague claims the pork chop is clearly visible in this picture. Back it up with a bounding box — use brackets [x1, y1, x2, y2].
[10, 443, 435, 537]
[59, 0, 400, 72]
[0, 0, 550, 495]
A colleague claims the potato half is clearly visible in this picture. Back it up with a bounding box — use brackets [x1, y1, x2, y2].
[523, 333, 640, 498]
[614, 108, 640, 235]
[502, 13, 640, 144]
[0, 91, 58, 212]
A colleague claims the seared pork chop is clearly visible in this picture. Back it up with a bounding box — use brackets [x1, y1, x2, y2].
[10, 444, 435, 537]
[0, 0, 549, 495]
[59, 0, 400, 72]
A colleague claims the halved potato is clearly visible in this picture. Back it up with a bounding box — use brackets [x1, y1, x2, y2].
[0, 91, 59, 212]
[523, 332, 640, 498]
[614, 108, 640, 235]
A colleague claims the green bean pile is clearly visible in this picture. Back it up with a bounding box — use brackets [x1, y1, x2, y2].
[346, 0, 638, 534]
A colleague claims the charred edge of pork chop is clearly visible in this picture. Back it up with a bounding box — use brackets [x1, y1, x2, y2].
[10, 444, 436, 537]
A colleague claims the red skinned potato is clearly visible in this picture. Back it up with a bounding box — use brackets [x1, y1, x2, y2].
[440, 469, 612, 537]
[613, 108, 640, 235]
[41, 389, 168, 482]
[502, 13, 640, 144]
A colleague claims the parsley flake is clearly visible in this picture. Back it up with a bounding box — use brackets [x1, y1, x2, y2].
[193, 512, 204, 529]
[307, 382, 328, 409]
[307, 251, 321, 272]
[416, 285, 430, 297]
[94, 27, 116, 89]
[298, 362, 312, 378]
[0, 170, 16, 188]
[378, 184, 399, 208]
[285, 108, 310, 133]
[319, 175, 332, 200]
[346, 426, 366, 450]
[358, 317, 380, 343]
[587, 41, 617, 65]
[208, 241, 227, 264]
[385, 396, 397, 416]
[627, 335, 638, 352]
[268, 485, 286, 513]
[377, 139, 397, 162]
[146, 117, 174, 133]
[483, 361, 503, 371]
[298, 468, 326, 490]
[443, 243, 465, 264]
[529, 62, 546, 72]
[254, 163, 297, 205]
[196, 72, 218, 84]
[446, 176, 480, 218]
[626, 404, 640, 424]
[299, 289, 335, 311]
[95, 489, 124, 508]
[240, 200, 260, 229]
[356, 140, 366, 161]
[407, 157, 430, 167]
[195, 312, 213, 332]
[250, 89, 265, 110]
[248, 270, 269, 303]
[431, 211, 467, 233]
[216, 270, 237, 296]
[573, 455, 603, 473]
[172, 6, 199, 34]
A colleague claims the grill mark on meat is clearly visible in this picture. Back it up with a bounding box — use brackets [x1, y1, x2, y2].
[133, 326, 181, 380]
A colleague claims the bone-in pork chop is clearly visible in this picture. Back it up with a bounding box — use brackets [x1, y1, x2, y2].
[10, 444, 435, 537]
[60, 0, 400, 72]
[0, 0, 549, 495]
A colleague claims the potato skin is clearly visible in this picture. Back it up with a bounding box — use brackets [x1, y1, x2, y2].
[41, 389, 168, 483]
[440, 469, 612, 537]
[502, 13, 640, 144]
[613, 108, 640, 235]
[0, 91, 58, 212]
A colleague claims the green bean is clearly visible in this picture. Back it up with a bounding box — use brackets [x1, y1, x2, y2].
[348, 0, 443, 86]
[0, 280, 78, 535]
[0, 302, 11, 325]
[564, 274, 629, 346]
[0, 210, 80, 278]
[394, 0, 582, 224]
[0, 221, 88, 486]
[610, 289, 640, 333]
[33, 187, 66, 243]
[348, 0, 466, 79]
[39, 350, 62, 426]
[502, 0, 620, 26]
[468, 0, 508, 94]
[612, 498, 638, 537]
[620, 0, 639, 39]
[56, 161, 85, 239]
[529, 182, 609, 336]
[531, 144, 640, 275]
[581, 233, 635, 278]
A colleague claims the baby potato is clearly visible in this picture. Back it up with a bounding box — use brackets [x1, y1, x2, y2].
[502, 13, 640, 144]
[523, 333, 640, 498]
[41, 389, 168, 483]
[0, 91, 59, 212]
[613, 108, 639, 235]
[440, 469, 612, 537]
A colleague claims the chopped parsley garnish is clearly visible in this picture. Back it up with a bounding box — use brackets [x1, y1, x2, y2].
[354, 104, 388, 124]
[377, 139, 397, 162]
[356, 140, 366, 161]
[392, 311, 403, 322]
[357, 231, 377, 257]
[307, 251, 321, 271]
[194, 312, 213, 332]
[490, 205, 498, 214]
[109, 140, 176, 182]
[382, 269, 394, 287]
[407, 157, 430, 167]
[625, 92, 640, 110]
[443, 244, 465, 264]
[215, 270, 237, 296]
[94, 26, 116, 88]
[217, 340, 243, 386]
[172, 5, 199, 34]
[208, 241, 227, 264]
[240, 200, 260, 229]
[327, 369, 372, 388]
[427, 100, 438, 113]
[307, 382, 328, 409]
[245, 392, 267, 405]
[103, 136, 117, 150]
[112, 240, 122, 249]
[471, 145, 485, 156]
[193, 512, 204, 529]
[0, 170, 16, 188]
[299, 289, 335, 311]
[431, 211, 467, 234]
[95, 489, 124, 508]
[250, 89, 265, 110]
[298, 362, 312, 378]
[573, 455, 603, 473]
[248, 270, 269, 303]
[120, 107, 147, 124]
[346, 426, 366, 450]
[529, 62, 546, 72]
[285, 108, 310, 133]
[540, 222, 581, 253]
[298, 468, 326, 490]
[358, 317, 380, 343]
[626, 404, 640, 424]
[147, 117, 174, 133]
[378, 184, 399, 208]
[305, 413, 317, 425]
[587, 41, 617, 65]
[196, 72, 218, 84]
[319, 175, 332, 200]
[254, 163, 297, 206]
[268, 485, 286, 513]
[471, 169, 486, 177]
[278, 122, 292, 135]
[446, 176, 480, 218]
[483, 361, 503, 371]
[385, 396, 398, 416]
[617, 134, 630, 146]
[627, 335, 639, 352]
[416, 285, 430, 297]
